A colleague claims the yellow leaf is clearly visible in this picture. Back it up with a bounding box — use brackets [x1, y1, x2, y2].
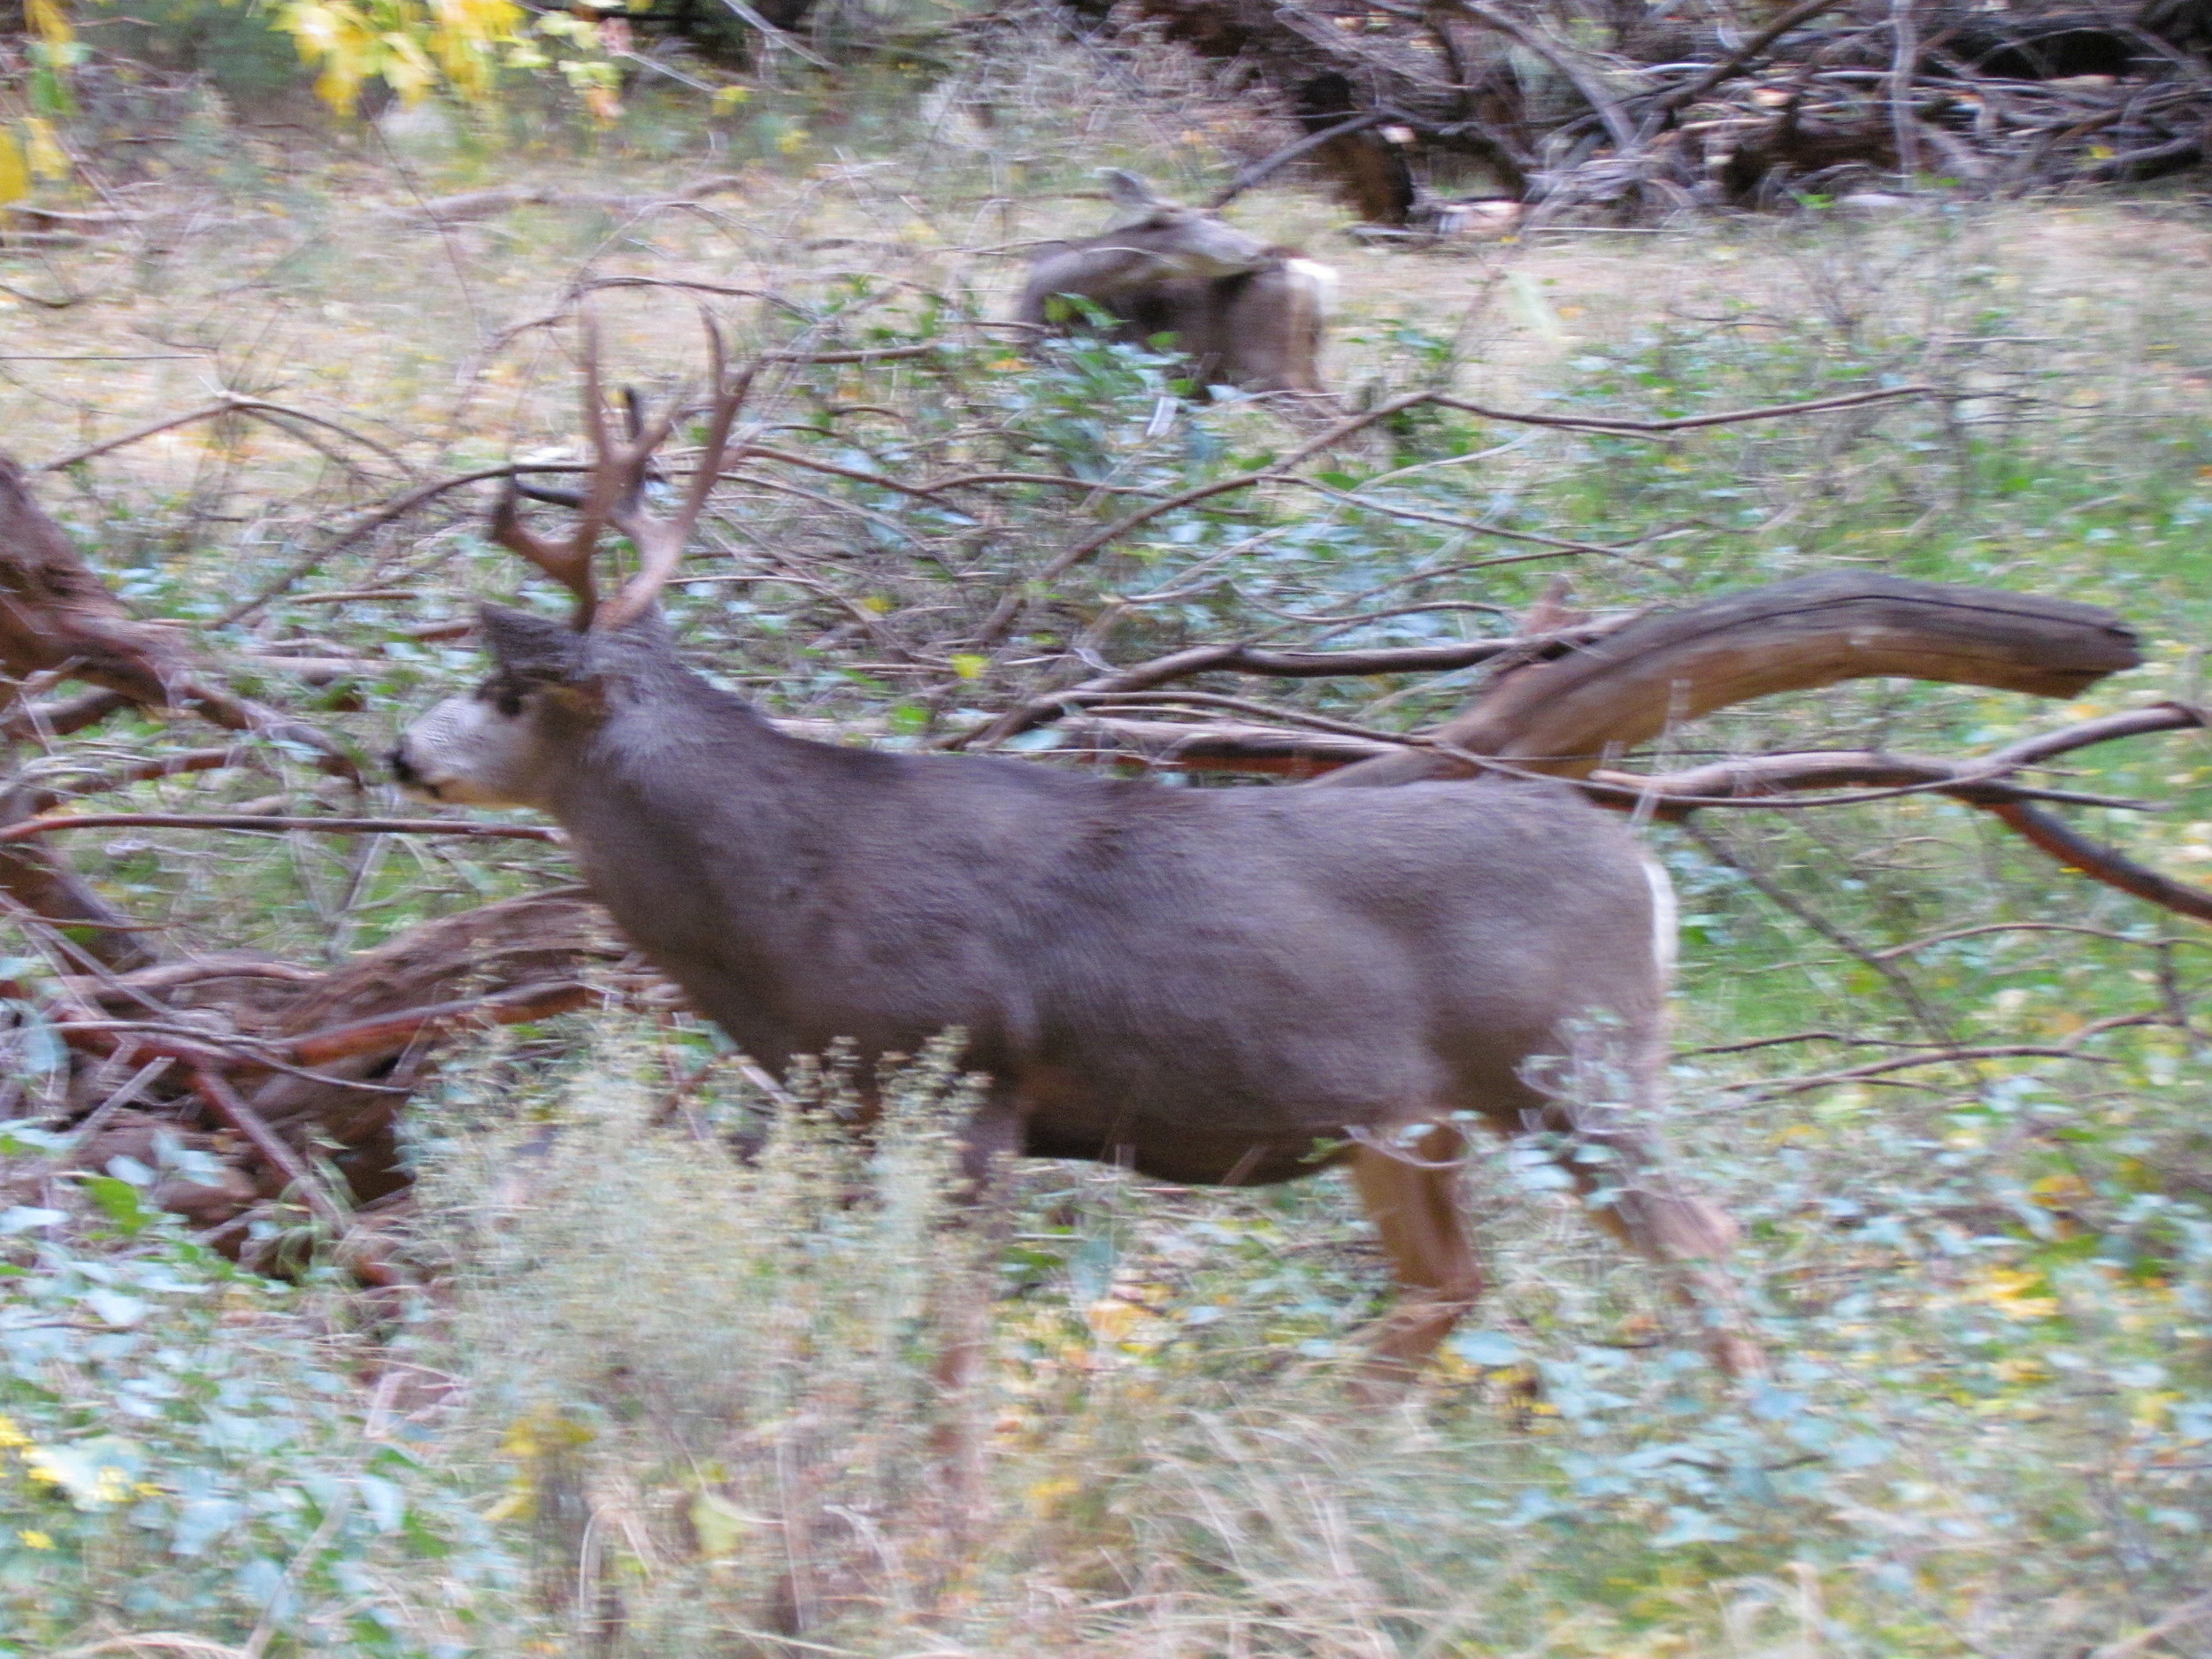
[1025, 1475, 1080, 1518]
[0, 130, 30, 206]
[689, 1490, 757, 1557]
[22, 119, 68, 184]
[951, 653, 988, 680]
[712, 84, 749, 111]
[480, 1489, 531, 1523]
[1970, 1266, 2060, 1321]
[25, 0, 72, 49]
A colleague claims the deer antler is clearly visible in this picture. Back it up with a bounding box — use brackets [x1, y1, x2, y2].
[488, 311, 755, 633]
[597, 313, 755, 632]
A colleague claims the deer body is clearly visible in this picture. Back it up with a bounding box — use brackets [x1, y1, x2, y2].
[1018, 172, 1336, 401]
[392, 321, 1754, 1379]
[405, 613, 1661, 1186]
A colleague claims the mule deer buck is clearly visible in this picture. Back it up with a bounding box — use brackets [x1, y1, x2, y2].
[391, 326, 1755, 1381]
[1018, 171, 1338, 407]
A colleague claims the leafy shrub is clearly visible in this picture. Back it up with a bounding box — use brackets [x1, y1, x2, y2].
[0, 1125, 514, 1657]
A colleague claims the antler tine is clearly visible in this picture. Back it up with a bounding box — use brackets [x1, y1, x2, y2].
[597, 312, 757, 631]
[488, 479, 598, 627]
[483, 313, 628, 630]
[557, 311, 639, 630]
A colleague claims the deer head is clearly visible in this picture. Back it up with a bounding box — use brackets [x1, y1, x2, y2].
[1090, 169, 1275, 280]
[389, 315, 750, 810]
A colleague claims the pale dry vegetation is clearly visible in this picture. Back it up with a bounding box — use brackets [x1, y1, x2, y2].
[4, 19, 2212, 1655]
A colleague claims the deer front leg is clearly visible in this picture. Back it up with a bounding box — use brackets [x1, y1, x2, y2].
[1348, 1123, 1485, 1388]
[928, 1092, 1025, 1532]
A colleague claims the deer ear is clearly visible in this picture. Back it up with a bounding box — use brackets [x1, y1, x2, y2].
[1101, 169, 1162, 212]
[478, 603, 588, 684]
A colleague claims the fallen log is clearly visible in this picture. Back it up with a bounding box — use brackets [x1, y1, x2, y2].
[1310, 572, 2140, 785]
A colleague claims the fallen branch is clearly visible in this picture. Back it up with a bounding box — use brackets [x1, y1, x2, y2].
[190, 1066, 398, 1286]
[1313, 572, 2140, 787]
[283, 980, 604, 1067]
[0, 813, 560, 844]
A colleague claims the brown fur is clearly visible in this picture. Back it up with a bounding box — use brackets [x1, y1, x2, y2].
[1018, 173, 1334, 401]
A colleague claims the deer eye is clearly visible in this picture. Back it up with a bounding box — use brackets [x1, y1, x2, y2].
[475, 680, 528, 718]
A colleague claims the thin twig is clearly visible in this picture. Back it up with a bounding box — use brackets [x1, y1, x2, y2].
[995, 385, 1931, 634]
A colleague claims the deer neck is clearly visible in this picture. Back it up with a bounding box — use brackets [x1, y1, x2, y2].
[541, 665, 876, 1059]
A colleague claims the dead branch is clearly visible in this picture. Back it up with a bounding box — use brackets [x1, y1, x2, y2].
[8, 749, 253, 816]
[1118, 0, 2210, 219]
[37, 394, 408, 476]
[243, 894, 629, 1171]
[1207, 110, 1393, 207]
[952, 622, 1629, 749]
[1638, 0, 1856, 130]
[1444, 0, 1640, 152]
[0, 814, 562, 845]
[1723, 1013, 2166, 1100]
[0, 452, 355, 779]
[282, 981, 605, 1068]
[0, 688, 134, 741]
[1049, 707, 2172, 811]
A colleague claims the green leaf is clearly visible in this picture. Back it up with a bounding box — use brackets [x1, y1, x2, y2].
[81, 1287, 148, 1328]
[83, 1175, 153, 1234]
[1451, 1330, 1522, 1367]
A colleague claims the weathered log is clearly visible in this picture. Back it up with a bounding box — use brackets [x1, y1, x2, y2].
[243, 895, 630, 1201]
[1311, 572, 2140, 787]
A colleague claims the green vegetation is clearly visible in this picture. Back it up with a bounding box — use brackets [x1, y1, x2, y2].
[4, 25, 2212, 1654]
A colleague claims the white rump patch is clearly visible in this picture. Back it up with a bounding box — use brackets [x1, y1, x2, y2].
[1283, 257, 1340, 319]
[1640, 856, 1678, 982]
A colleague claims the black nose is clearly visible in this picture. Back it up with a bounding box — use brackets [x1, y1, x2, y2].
[387, 748, 420, 787]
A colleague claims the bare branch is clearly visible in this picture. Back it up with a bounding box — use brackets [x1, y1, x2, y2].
[1983, 801, 2212, 926]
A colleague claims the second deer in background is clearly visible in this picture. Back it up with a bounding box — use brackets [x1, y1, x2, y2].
[1018, 171, 1337, 408]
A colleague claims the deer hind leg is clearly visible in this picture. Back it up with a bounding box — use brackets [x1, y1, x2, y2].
[1563, 1125, 1764, 1379]
[1348, 1122, 1484, 1386]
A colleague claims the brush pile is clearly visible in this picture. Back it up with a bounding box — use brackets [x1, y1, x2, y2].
[1094, 0, 2212, 221]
